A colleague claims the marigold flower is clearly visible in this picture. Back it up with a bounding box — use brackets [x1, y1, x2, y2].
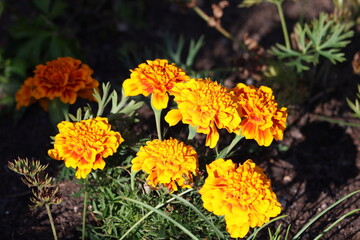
[122, 59, 190, 109]
[232, 83, 287, 146]
[31, 57, 99, 104]
[199, 158, 282, 238]
[131, 138, 198, 192]
[165, 78, 241, 148]
[48, 117, 124, 179]
[15, 77, 36, 109]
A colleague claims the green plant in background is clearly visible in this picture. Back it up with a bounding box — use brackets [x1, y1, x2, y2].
[317, 84, 360, 129]
[239, 0, 355, 103]
[8, 158, 63, 240]
[269, 12, 354, 73]
[6, 0, 77, 66]
[0, 50, 26, 114]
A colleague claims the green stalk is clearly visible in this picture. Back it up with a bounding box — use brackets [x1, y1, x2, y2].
[292, 189, 360, 239]
[45, 204, 58, 240]
[216, 134, 244, 159]
[119, 189, 194, 240]
[274, 1, 290, 49]
[82, 189, 88, 240]
[151, 94, 163, 141]
[225, 134, 244, 156]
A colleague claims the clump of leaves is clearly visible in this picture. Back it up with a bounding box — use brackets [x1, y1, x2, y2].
[269, 12, 354, 73]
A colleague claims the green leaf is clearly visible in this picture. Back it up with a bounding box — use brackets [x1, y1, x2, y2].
[32, 0, 51, 14]
[49, 0, 67, 19]
[186, 35, 205, 68]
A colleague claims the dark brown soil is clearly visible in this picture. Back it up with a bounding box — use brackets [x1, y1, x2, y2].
[0, 1, 359, 239]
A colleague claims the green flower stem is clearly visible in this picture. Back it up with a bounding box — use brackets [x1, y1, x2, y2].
[217, 134, 244, 159]
[82, 187, 88, 240]
[274, 1, 290, 49]
[151, 94, 163, 141]
[226, 134, 244, 156]
[45, 204, 58, 240]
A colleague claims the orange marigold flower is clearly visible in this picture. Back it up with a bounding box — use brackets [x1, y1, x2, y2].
[165, 78, 241, 148]
[232, 83, 287, 146]
[48, 117, 124, 179]
[199, 158, 282, 238]
[32, 57, 99, 104]
[131, 138, 198, 192]
[15, 77, 36, 109]
[122, 59, 190, 110]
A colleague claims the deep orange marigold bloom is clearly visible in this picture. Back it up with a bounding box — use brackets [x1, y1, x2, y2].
[32, 57, 99, 104]
[122, 59, 190, 110]
[131, 138, 198, 192]
[15, 77, 36, 109]
[199, 158, 282, 238]
[48, 117, 124, 179]
[165, 78, 241, 148]
[232, 83, 287, 146]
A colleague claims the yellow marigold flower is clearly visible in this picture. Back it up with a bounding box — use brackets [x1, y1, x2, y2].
[165, 78, 241, 148]
[15, 77, 36, 109]
[199, 158, 282, 238]
[232, 83, 287, 146]
[32, 57, 99, 104]
[48, 117, 124, 179]
[122, 59, 190, 110]
[131, 138, 198, 192]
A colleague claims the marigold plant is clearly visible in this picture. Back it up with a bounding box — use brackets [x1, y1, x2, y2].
[165, 78, 241, 148]
[15, 57, 99, 109]
[48, 117, 124, 179]
[232, 83, 288, 146]
[122, 59, 190, 110]
[199, 158, 282, 238]
[131, 138, 198, 192]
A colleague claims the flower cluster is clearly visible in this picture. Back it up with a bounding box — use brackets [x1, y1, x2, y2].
[232, 83, 288, 146]
[48, 117, 124, 179]
[15, 57, 99, 109]
[131, 138, 198, 192]
[122, 59, 190, 109]
[165, 78, 241, 148]
[199, 158, 282, 238]
[41, 58, 287, 239]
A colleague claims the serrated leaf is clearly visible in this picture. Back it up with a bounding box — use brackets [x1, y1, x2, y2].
[49, 0, 67, 19]
[120, 101, 144, 116]
[32, 0, 51, 14]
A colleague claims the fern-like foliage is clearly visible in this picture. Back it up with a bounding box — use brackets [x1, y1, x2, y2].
[269, 12, 354, 73]
[347, 85, 360, 119]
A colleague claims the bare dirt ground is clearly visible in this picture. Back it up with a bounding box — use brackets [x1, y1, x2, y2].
[0, 0, 359, 239]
